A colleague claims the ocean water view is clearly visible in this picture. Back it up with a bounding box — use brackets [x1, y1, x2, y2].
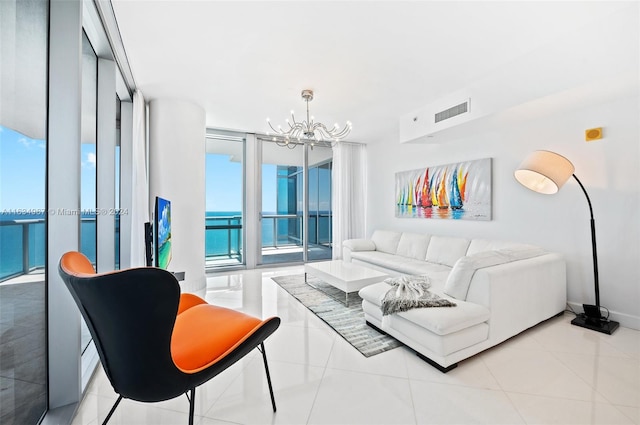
[0, 212, 111, 281]
[205, 210, 332, 259]
[1, 210, 330, 280]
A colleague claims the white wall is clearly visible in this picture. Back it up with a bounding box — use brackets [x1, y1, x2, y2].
[367, 4, 639, 329]
[149, 98, 206, 293]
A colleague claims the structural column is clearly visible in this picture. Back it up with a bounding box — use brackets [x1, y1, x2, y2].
[148, 99, 206, 293]
[47, 0, 82, 409]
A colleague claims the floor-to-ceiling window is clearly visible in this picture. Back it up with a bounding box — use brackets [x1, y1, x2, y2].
[307, 145, 333, 261]
[80, 31, 98, 266]
[0, 0, 49, 422]
[0, 1, 134, 420]
[205, 130, 245, 268]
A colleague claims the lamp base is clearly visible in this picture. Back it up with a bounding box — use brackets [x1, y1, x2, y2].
[571, 314, 619, 335]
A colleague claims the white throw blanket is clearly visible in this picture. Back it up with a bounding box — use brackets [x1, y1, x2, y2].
[381, 275, 456, 316]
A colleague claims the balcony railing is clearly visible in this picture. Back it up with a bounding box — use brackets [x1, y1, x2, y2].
[0, 217, 119, 282]
[0, 219, 46, 281]
[205, 215, 243, 262]
[205, 212, 332, 267]
[261, 212, 332, 248]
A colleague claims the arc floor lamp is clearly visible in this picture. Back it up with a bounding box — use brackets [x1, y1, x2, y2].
[514, 150, 619, 335]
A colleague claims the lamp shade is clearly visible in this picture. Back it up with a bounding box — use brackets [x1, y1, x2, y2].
[514, 150, 575, 194]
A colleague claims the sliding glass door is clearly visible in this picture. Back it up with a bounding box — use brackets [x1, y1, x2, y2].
[203, 132, 333, 268]
[258, 139, 332, 265]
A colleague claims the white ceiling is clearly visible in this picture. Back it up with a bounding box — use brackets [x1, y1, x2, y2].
[110, 1, 632, 144]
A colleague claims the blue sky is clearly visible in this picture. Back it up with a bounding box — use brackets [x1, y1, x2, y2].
[1, 124, 276, 214]
[1, 124, 113, 212]
[205, 153, 277, 213]
[1, 125, 47, 210]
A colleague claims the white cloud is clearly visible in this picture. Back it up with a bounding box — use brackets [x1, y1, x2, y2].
[18, 138, 36, 149]
[81, 152, 97, 168]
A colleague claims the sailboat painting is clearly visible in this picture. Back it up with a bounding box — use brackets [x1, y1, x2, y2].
[395, 158, 492, 220]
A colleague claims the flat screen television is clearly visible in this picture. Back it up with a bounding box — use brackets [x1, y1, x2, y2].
[154, 196, 172, 270]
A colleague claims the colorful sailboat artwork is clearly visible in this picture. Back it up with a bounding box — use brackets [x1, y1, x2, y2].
[394, 158, 492, 221]
[450, 169, 462, 210]
[421, 168, 431, 207]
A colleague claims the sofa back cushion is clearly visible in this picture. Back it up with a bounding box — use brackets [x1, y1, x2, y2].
[396, 233, 431, 260]
[371, 230, 402, 254]
[425, 236, 471, 267]
[444, 247, 548, 300]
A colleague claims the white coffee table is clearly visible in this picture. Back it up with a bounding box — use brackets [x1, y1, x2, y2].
[304, 260, 388, 306]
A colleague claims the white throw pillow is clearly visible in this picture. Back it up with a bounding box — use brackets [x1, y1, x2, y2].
[425, 236, 470, 267]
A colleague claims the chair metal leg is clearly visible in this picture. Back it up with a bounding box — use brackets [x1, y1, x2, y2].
[259, 342, 277, 412]
[102, 395, 123, 425]
[188, 387, 196, 425]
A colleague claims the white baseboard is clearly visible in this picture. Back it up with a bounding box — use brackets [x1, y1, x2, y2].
[567, 301, 640, 331]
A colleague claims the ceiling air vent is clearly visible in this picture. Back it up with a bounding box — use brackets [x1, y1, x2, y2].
[434, 100, 469, 123]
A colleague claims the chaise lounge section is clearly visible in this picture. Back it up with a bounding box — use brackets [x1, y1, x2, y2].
[344, 230, 567, 372]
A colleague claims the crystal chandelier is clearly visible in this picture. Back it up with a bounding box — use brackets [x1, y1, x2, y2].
[266, 89, 352, 149]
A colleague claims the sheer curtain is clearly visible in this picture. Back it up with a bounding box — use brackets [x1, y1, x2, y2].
[129, 89, 149, 266]
[332, 142, 367, 259]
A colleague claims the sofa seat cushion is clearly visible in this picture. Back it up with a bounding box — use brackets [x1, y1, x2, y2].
[350, 251, 415, 271]
[350, 251, 451, 277]
[393, 261, 451, 280]
[359, 282, 490, 336]
[390, 310, 489, 357]
[466, 239, 537, 256]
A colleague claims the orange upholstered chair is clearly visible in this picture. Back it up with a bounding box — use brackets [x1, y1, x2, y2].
[59, 251, 280, 425]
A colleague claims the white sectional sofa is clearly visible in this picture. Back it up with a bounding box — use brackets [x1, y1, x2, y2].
[343, 230, 566, 372]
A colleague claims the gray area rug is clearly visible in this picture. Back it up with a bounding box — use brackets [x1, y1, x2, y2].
[271, 274, 401, 357]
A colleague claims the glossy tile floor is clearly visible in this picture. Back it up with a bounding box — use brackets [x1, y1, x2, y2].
[72, 266, 640, 425]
